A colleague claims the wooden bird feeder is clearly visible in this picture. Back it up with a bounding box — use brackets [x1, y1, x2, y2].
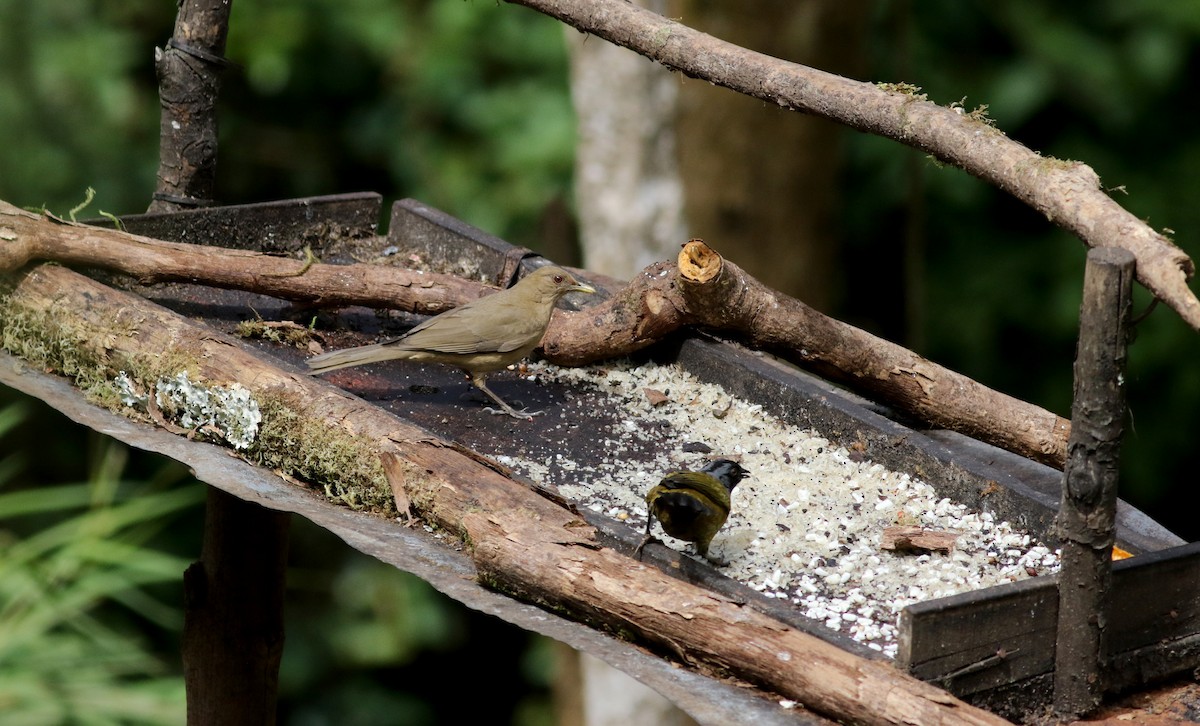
[4, 192, 1198, 724]
[5, 1, 1200, 722]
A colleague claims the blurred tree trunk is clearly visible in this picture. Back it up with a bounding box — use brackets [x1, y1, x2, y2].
[552, 643, 697, 726]
[672, 0, 867, 310]
[564, 4, 688, 717]
[566, 0, 687, 280]
[570, 0, 866, 306]
[579, 654, 697, 726]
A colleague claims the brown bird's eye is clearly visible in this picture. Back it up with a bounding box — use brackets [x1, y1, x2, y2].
[553, 275, 564, 284]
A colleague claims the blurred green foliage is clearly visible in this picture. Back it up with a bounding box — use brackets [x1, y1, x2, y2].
[0, 416, 198, 725]
[3, 0, 1200, 722]
[0, 0, 575, 245]
[275, 520, 555, 726]
[217, 0, 576, 244]
[0, 2, 165, 214]
[1, 2, 565, 722]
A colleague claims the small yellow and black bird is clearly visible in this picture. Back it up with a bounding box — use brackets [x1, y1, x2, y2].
[635, 459, 749, 564]
[306, 265, 595, 418]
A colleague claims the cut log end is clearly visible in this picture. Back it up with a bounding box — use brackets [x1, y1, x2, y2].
[678, 239, 723, 283]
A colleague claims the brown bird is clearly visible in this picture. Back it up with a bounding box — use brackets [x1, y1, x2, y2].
[306, 265, 595, 419]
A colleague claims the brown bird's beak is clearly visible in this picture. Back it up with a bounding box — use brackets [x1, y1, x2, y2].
[569, 280, 597, 296]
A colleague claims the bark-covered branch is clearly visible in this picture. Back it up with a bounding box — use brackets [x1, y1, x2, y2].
[0, 201, 482, 314]
[543, 241, 1071, 468]
[504, 0, 1200, 331]
[0, 200, 1070, 467]
[0, 264, 1010, 726]
[1053, 248, 1134, 717]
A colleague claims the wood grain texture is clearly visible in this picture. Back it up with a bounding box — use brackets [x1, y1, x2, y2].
[1055, 247, 1135, 716]
[899, 541, 1200, 700]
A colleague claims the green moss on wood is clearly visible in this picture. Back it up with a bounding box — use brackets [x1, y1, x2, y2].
[250, 391, 393, 512]
[0, 284, 392, 514]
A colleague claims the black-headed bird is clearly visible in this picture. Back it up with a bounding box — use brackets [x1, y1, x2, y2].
[635, 459, 749, 564]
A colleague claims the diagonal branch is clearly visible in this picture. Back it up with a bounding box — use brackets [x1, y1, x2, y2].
[505, 0, 1200, 331]
[543, 241, 1071, 468]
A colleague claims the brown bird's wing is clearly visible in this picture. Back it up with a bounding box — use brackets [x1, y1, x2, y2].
[384, 291, 548, 355]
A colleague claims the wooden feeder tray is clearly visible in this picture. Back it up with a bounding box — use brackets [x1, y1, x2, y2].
[5, 192, 1197, 723]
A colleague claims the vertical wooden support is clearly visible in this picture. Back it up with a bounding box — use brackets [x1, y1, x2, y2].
[149, 0, 234, 212]
[183, 487, 290, 726]
[1054, 247, 1135, 717]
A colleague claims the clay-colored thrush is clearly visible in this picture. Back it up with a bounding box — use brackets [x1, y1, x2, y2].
[635, 459, 750, 564]
[306, 265, 595, 418]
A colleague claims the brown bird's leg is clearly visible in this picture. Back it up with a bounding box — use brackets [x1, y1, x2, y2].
[470, 372, 538, 420]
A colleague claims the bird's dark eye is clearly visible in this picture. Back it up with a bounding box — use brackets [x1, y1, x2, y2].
[553, 275, 564, 284]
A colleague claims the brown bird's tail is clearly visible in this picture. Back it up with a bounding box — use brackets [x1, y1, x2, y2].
[306, 342, 403, 375]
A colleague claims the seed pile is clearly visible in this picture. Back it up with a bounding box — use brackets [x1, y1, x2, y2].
[494, 359, 1059, 657]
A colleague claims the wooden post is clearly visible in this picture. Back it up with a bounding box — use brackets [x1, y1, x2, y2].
[152, 2, 288, 721]
[1053, 247, 1135, 717]
[182, 487, 290, 726]
[149, 0, 234, 211]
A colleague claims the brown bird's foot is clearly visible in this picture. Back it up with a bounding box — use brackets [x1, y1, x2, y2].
[483, 403, 541, 420]
[474, 378, 539, 419]
[699, 548, 729, 567]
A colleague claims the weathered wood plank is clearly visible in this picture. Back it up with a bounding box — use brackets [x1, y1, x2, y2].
[1107, 542, 1200, 656]
[898, 541, 1200, 698]
[89, 192, 383, 252]
[898, 574, 1058, 692]
[387, 198, 526, 283]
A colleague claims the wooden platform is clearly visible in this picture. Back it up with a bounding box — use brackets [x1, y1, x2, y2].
[6, 192, 1194, 723]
